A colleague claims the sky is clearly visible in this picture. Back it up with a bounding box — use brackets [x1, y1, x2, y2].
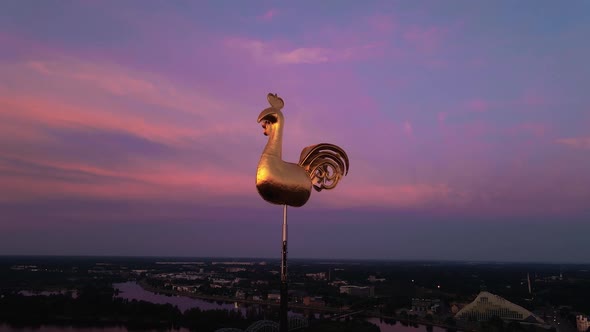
[1, 1, 589, 262]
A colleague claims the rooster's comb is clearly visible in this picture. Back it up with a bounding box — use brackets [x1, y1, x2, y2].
[267, 93, 284, 110]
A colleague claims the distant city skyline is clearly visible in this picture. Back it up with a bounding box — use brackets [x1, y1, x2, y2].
[1, 1, 589, 262]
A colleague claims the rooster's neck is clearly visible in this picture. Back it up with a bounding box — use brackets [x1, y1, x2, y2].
[263, 120, 284, 159]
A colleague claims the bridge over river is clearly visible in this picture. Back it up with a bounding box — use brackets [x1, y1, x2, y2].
[215, 316, 309, 332]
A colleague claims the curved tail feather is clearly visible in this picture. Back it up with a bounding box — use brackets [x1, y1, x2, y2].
[298, 143, 349, 192]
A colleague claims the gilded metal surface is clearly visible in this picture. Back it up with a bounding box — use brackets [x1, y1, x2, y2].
[256, 93, 349, 207]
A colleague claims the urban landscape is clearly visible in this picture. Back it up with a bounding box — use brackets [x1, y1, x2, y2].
[1, 256, 589, 331]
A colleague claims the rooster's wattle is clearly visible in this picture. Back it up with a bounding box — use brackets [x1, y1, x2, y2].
[256, 93, 349, 207]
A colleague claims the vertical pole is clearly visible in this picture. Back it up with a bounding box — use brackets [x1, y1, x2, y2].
[280, 204, 288, 332]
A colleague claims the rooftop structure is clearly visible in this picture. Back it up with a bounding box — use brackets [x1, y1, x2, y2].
[412, 298, 442, 314]
[339, 285, 374, 297]
[455, 291, 544, 323]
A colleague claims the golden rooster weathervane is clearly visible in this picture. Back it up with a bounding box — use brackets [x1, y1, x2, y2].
[256, 93, 349, 206]
[255, 93, 349, 332]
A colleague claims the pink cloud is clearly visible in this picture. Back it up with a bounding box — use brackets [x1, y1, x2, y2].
[225, 37, 384, 65]
[317, 183, 454, 209]
[259, 9, 278, 21]
[22, 59, 227, 116]
[225, 38, 333, 64]
[437, 112, 447, 125]
[464, 98, 490, 113]
[403, 121, 414, 136]
[367, 14, 395, 35]
[227, 12, 405, 67]
[0, 58, 255, 146]
[226, 38, 334, 65]
[0, 95, 198, 144]
[0, 152, 255, 203]
[556, 137, 590, 149]
[274, 47, 330, 64]
[0, 54, 272, 205]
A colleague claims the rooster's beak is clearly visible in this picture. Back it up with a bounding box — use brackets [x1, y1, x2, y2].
[257, 107, 278, 124]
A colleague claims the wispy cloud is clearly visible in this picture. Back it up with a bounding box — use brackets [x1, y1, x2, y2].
[274, 47, 330, 64]
[225, 38, 332, 65]
[1, 58, 254, 144]
[258, 9, 278, 21]
[0, 54, 263, 204]
[367, 14, 395, 34]
[556, 137, 590, 149]
[403, 121, 414, 136]
[224, 37, 382, 65]
[22, 59, 226, 117]
[464, 98, 491, 113]
[319, 182, 454, 209]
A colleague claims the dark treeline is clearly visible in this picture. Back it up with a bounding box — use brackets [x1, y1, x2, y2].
[0, 284, 258, 331]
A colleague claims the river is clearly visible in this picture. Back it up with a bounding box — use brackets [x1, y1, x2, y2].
[366, 317, 454, 332]
[113, 281, 302, 318]
[114, 281, 455, 332]
[114, 281, 238, 313]
[0, 325, 188, 332]
[1, 282, 454, 332]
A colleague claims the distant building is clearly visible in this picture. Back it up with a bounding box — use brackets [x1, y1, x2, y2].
[450, 303, 467, 314]
[303, 296, 325, 307]
[339, 285, 374, 297]
[212, 261, 254, 266]
[233, 277, 247, 284]
[288, 290, 307, 303]
[368, 275, 386, 283]
[235, 290, 246, 300]
[172, 285, 200, 293]
[305, 272, 327, 280]
[577, 315, 590, 332]
[211, 278, 232, 286]
[267, 292, 281, 302]
[412, 298, 441, 314]
[455, 291, 544, 323]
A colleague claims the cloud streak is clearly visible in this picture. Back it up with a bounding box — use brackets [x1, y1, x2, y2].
[258, 9, 278, 21]
[224, 37, 385, 65]
[556, 137, 590, 149]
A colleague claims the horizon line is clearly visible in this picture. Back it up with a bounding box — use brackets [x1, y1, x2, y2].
[0, 254, 588, 265]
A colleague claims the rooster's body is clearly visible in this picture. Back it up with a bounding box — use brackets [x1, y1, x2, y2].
[256, 93, 349, 207]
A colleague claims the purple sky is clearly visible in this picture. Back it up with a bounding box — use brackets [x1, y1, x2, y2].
[1, 1, 589, 262]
